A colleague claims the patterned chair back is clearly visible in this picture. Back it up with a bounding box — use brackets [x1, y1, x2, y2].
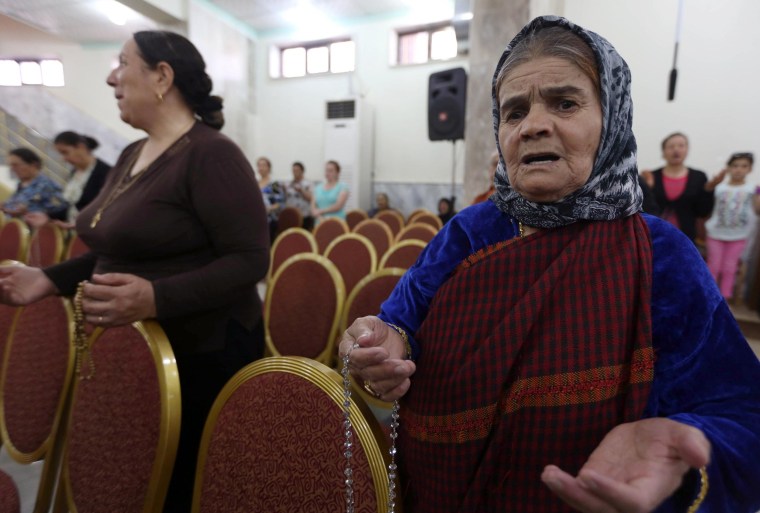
[407, 212, 442, 231]
[353, 219, 394, 260]
[379, 240, 426, 270]
[26, 224, 65, 267]
[265, 254, 345, 365]
[324, 233, 378, 297]
[395, 223, 438, 244]
[0, 220, 30, 263]
[65, 232, 90, 260]
[269, 227, 317, 281]
[0, 296, 74, 512]
[341, 268, 405, 334]
[275, 206, 303, 236]
[313, 217, 349, 254]
[346, 209, 369, 231]
[192, 357, 392, 513]
[373, 210, 404, 237]
[0, 470, 20, 513]
[58, 322, 181, 513]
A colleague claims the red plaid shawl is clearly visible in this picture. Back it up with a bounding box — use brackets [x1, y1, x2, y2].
[398, 215, 655, 512]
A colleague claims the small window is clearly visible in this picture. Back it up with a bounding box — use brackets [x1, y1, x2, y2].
[396, 23, 460, 65]
[0, 58, 64, 87]
[271, 38, 354, 78]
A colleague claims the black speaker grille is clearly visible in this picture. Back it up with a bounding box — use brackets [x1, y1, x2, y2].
[326, 100, 356, 119]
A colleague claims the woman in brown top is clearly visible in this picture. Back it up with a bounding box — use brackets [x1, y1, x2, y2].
[0, 31, 269, 511]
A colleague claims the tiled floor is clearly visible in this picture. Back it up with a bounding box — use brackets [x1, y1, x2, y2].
[0, 447, 43, 513]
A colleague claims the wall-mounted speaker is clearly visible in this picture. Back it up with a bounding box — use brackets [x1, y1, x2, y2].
[428, 67, 467, 141]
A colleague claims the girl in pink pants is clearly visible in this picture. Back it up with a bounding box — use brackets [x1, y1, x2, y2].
[706, 152, 760, 300]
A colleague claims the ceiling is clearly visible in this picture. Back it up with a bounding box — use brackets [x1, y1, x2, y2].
[0, 0, 445, 44]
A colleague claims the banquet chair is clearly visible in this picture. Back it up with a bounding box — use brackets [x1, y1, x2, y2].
[406, 208, 434, 225]
[313, 217, 349, 254]
[0, 470, 20, 513]
[373, 210, 405, 238]
[54, 321, 181, 513]
[407, 212, 442, 231]
[324, 233, 377, 297]
[64, 233, 90, 260]
[191, 356, 392, 513]
[0, 220, 30, 263]
[378, 240, 426, 270]
[26, 223, 65, 267]
[0, 296, 75, 513]
[353, 219, 394, 260]
[346, 208, 369, 231]
[395, 223, 438, 245]
[268, 227, 317, 281]
[275, 206, 303, 236]
[265, 254, 345, 365]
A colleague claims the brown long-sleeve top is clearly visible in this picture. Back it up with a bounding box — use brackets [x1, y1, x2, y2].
[44, 122, 270, 354]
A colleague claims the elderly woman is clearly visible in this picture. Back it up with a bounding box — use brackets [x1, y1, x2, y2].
[0, 31, 269, 511]
[2, 148, 67, 221]
[340, 16, 760, 513]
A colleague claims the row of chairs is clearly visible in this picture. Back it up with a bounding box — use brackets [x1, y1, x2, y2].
[0, 280, 391, 512]
[271, 228, 425, 293]
[276, 205, 442, 239]
[0, 219, 89, 267]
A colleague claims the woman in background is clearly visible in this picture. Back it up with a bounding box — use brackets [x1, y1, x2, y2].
[52, 131, 111, 227]
[311, 159, 349, 222]
[2, 148, 67, 223]
[705, 152, 760, 301]
[257, 156, 285, 241]
[285, 161, 314, 230]
[0, 30, 269, 512]
[640, 133, 719, 247]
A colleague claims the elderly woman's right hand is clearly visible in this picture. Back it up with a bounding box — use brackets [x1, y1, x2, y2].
[338, 316, 416, 402]
[0, 264, 58, 306]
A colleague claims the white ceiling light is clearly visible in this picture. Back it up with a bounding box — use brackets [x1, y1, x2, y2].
[96, 0, 137, 26]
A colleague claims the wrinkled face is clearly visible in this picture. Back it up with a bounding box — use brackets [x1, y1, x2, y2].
[727, 158, 753, 183]
[55, 143, 88, 168]
[488, 152, 500, 182]
[257, 159, 271, 177]
[106, 38, 158, 129]
[292, 165, 304, 180]
[662, 135, 688, 167]
[497, 56, 602, 203]
[8, 155, 39, 182]
[325, 163, 339, 182]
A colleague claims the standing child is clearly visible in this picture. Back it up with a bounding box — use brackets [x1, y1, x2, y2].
[706, 152, 760, 300]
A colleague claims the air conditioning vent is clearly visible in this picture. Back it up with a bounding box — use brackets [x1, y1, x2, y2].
[326, 100, 356, 119]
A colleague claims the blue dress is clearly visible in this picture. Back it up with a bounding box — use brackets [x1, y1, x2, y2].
[378, 199, 760, 512]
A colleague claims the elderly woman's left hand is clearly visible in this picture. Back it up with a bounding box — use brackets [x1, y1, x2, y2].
[81, 273, 157, 327]
[541, 418, 710, 513]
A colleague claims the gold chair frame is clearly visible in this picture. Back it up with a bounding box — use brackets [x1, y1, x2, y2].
[373, 210, 405, 236]
[265, 253, 346, 365]
[353, 219, 394, 259]
[27, 223, 65, 266]
[191, 356, 393, 513]
[56, 321, 181, 513]
[313, 217, 350, 253]
[0, 297, 75, 513]
[395, 222, 439, 244]
[324, 232, 379, 280]
[345, 209, 369, 231]
[379, 240, 426, 270]
[406, 209, 433, 225]
[267, 227, 318, 282]
[407, 212, 442, 231]
[0, 219, 30, 263]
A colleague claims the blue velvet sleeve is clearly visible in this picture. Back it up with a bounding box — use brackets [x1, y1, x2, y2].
[644, 214, 760, 513]
[378, 200, 517, 359]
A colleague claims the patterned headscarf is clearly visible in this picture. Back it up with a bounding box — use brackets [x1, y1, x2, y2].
[491, 16, 642, 229]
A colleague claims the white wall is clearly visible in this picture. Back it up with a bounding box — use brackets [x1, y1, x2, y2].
[0, 15, 143, 144]
[254, 14, 468, 187]
[532, 0, 760, 186]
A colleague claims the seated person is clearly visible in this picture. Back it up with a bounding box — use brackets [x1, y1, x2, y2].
[368, 192, 392, 218]
[3, 148, 67, 224]
[472, 150, 500, 204]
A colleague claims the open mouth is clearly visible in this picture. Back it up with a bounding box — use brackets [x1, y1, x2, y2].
[522, 153, 560, 165]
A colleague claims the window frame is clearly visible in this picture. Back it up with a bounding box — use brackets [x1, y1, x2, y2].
[273, 37, 355, 79]
[394, 21, 460, 66]
[0, 58, 65, 87]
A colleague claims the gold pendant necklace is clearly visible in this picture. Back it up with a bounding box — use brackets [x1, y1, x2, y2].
[90, 141, 147, 229]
